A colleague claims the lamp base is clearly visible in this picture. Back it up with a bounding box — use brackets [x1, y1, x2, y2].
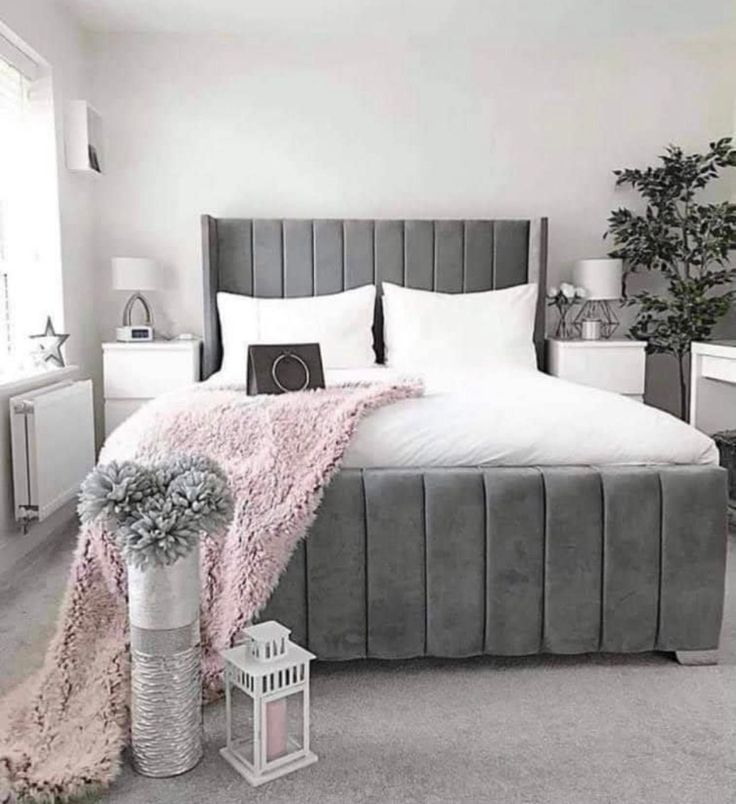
[574, 300, 619, 339]
[122, 291, 154, 326]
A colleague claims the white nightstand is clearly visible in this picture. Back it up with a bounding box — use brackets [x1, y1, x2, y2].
[546, 338, 647, 401]
[103, 340, 201, 436]
[690, 341, 736, 434]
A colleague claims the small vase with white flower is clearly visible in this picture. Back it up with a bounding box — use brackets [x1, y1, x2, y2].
[547, 283, 587, 339]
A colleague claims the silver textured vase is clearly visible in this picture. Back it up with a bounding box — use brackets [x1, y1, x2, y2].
[128, 543, 202, 777]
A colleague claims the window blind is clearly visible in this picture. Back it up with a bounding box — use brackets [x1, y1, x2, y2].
[0, 55, 30, 358]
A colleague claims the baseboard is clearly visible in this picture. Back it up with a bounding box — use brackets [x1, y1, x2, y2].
[0, 500, 77, 585]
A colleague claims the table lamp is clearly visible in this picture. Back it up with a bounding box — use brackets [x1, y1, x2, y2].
[112, 257, 162, 342]
[572, 258, 623, 339]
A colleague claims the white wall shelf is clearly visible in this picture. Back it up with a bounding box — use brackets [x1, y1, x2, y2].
[64, 100, 103, 174]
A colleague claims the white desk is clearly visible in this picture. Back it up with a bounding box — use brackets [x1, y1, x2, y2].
[690, 341, 736, 434]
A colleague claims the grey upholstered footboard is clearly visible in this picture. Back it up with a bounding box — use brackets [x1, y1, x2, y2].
[260, 466, 728, 660]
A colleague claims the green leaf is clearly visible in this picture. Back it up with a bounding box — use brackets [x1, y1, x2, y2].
[605, 138, 736, 362]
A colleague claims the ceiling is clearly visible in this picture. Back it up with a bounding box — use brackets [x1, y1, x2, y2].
[61, 0, 735, 39]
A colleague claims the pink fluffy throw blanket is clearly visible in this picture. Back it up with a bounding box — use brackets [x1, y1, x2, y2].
[0, 381, 420, 802]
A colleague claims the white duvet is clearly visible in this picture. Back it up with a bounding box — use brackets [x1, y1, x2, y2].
[207, 366, 717, 467]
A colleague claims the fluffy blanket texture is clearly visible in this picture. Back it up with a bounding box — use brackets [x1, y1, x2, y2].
[0, 381, 420, 803]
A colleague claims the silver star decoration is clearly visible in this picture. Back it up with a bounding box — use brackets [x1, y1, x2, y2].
[30, 317, 69, 368]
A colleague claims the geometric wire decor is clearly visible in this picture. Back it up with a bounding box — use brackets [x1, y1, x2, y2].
[573, 299, 620, 339]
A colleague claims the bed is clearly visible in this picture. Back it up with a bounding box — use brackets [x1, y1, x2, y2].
[201, 215, 728, 665]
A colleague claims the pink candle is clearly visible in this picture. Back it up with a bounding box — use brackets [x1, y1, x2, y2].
[266, 699, 288, 761]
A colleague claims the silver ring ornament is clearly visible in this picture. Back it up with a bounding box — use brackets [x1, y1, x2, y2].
[271, 351, 311, 392]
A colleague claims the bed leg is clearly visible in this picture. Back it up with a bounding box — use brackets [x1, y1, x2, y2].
[675, 650, 719, 666]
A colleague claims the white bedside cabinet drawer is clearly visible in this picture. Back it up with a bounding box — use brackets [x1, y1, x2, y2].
[105, 399, 146, 436]
[103, 340, 201, 436]
[104, 343, 199, 398]
[547, 339, 647, 396]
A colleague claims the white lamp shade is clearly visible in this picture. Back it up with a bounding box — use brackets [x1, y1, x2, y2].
[112, 257, 163, 291]
[572, 258, 623, 300]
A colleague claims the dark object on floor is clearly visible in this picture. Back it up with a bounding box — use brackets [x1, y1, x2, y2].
[713, 431, 736, 524]
[714, 430, 736, 499]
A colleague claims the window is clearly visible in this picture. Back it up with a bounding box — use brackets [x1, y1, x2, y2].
[0, 32, 64, 378]
[0, 55, 29, 360]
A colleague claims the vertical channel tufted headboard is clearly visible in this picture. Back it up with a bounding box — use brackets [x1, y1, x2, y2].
[201, 217, 548, 379]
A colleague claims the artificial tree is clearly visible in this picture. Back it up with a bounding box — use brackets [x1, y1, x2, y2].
[606, 138, 736, 420]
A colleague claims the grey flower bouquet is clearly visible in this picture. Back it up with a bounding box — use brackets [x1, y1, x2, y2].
[547, 282, 587, 339]
[79, 454, 234, 570]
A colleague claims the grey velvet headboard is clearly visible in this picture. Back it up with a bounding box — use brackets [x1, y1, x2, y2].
[201, 216, 548, 379]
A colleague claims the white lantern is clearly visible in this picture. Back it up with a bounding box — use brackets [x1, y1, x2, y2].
[220, 621, 317, 786]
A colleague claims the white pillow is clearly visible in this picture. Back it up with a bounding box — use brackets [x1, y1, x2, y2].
[217, 285, 376, 379]
[381, 282, 538, 370]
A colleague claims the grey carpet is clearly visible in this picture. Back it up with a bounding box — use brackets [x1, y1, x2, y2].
[1, 529, 734, 804]
[0, 519, 78, 696]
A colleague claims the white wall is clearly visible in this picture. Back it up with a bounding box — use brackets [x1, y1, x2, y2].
[89, 30, 736, 412]
[0, 5, 730, 422]
[0, 0, 97, 560]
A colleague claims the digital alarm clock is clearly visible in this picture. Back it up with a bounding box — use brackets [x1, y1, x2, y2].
[116, 325, 154, 342]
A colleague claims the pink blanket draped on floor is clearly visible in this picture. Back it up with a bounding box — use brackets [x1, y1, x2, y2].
[0, 381, 420, 803]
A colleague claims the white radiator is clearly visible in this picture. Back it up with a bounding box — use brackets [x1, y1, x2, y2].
[10, 379, 95, 525]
